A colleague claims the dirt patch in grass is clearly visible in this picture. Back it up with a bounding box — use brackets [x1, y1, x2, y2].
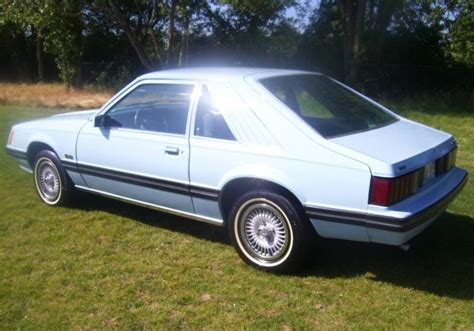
[0, 83, 113, 109]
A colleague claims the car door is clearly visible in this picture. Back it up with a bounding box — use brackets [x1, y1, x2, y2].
[189, 84, 241, 220]
[75, 80, 197, 213]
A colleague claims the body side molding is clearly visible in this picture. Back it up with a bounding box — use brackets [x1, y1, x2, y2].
[62, 160, 220, 201]
[75, 185, 224, 226]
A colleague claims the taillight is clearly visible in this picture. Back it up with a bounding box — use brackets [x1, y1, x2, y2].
[370, 177, 394, 206]
[436, 148, 457, 175]
[370, 148, 457, 206]
[370, 171, 420, 206]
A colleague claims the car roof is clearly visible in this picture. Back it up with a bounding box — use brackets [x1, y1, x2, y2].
[138, 67, 315, 82]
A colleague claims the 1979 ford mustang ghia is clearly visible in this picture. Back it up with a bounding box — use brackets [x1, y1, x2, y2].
[5, 68, 468, 271]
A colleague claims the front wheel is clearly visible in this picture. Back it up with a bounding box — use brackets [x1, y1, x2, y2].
[33, 150, 74, 206]
[228, 191, 312, 272]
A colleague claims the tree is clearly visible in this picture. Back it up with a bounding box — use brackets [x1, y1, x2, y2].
[338, 0, 366, 84]
[86, 0, 205, 71]
[202, 0, 294, 64]
[1, 0, 84, 88]
[266, 20, 300, 66]
[166, 0, 177, 66]
[444, 0, 474, 67]
[300, 1, 344, 77]
[90, 0, 165, 70]
[44, 1, 84, 88]
[1, 1, 46, 81]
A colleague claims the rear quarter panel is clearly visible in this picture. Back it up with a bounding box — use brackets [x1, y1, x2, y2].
[191, 139, 371, 210]
[190, 78, 372, 220]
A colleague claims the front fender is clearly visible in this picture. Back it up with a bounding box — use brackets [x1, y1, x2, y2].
[26, 133, 60, 155]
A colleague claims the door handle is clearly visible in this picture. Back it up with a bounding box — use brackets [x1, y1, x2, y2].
[164, 146, 180, 155]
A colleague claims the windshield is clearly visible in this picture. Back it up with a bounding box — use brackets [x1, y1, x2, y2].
[260, 74, 398, 138]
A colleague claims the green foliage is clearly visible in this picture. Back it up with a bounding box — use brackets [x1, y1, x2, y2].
[219, 0, 294, 26]
[299, 0, 474, 98]
[444, 0, 474, 67]
[300, 0, 344, 77]
[93, 63, 131, 89]
[1, 0, 83, 87]
[266, 20, 300, 65]
[41, 1, 83, 88]
[0, 0, 473, 98]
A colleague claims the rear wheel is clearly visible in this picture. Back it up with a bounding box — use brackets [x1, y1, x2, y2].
[228, 190, 313, 272]
[33, 150, 74, 206]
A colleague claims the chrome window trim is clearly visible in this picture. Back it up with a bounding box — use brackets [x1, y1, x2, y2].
[96, 79, 201, 138]
[98, 126, 189, 139]
[190, 135, 241, 145]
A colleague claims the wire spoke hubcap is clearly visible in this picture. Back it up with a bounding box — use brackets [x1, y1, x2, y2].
[239, 202, 290, 262]
[35, 159, 60, 203]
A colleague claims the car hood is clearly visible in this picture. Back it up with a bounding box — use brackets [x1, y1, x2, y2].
[50, 108, 99, 120]
[330, 119, 456, 176]
[12, 109, 100, 133]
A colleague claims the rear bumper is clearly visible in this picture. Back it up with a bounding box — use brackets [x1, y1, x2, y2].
[306, 167, 468, 245]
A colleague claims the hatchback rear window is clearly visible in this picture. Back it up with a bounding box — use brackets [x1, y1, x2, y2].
[260, 74, 397, 138]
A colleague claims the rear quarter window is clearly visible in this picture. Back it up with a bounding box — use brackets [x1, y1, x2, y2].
[194, 85, 236, 141]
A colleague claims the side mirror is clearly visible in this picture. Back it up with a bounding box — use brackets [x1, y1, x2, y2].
[94, 114, 121, 128]
[94, 115, 105, 127]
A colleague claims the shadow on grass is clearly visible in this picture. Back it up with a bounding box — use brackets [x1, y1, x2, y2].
[73, 192, 230, 245]
[73, 193, 474, 300]
[304, 212, 474, 300]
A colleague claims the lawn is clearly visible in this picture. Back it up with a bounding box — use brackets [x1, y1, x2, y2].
[0, 103, 473, 329]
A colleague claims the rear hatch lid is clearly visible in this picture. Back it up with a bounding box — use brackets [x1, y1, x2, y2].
[330, 119, 456, 177]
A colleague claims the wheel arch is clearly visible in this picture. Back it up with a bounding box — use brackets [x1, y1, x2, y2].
[218, 177, 307, 224]
[26, 141, 57, 167]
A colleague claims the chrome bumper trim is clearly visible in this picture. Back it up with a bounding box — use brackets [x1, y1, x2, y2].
[305, 172, 468, 233]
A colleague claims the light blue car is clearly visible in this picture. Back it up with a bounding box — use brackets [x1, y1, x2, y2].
[5, 68, 468, 271]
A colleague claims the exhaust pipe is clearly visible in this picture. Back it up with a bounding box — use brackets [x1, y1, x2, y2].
[399, 243, 411, 252]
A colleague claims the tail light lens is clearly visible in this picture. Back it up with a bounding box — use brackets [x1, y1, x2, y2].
[370, 177, 394, 206]
[370, 171, 421, 206]
[370, 148, 457, 206]
[436, 148, 457, 175]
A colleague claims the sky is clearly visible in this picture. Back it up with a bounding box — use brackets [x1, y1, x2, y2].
[285, 0, 321, 29]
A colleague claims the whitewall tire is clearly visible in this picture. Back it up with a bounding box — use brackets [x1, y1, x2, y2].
[228, 190, 313, 272]
[33, 150, 74, 206]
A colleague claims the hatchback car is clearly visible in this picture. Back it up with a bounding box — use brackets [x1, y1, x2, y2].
[5, 68, 468, 271]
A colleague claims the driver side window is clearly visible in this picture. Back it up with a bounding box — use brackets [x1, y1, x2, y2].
[105, 83, 194, 135]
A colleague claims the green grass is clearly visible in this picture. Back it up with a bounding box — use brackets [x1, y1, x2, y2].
[0, 103, 473, 329]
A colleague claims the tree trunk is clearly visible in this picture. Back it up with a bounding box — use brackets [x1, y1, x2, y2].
[166, 0, 177, 67]
[178, 11, 189, 68]
[149, 29, 164, 67]
[349, 0, 366, 84]
[107, 0, 156, 71]
[72, 60, 83, 89]
[340, 0, 354, 83]
[339, 0, 366, 85]
[36, 33, 44, 82]
[63, 55, 71, 91]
